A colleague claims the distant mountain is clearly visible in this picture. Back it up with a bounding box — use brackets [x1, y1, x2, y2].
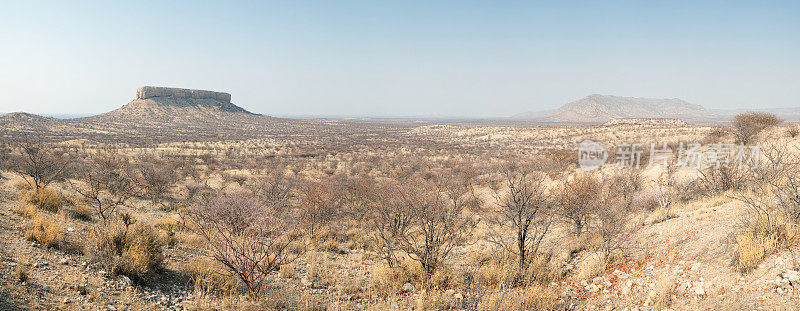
[515, 94, 800, 124]
[519, 94, 715, 124]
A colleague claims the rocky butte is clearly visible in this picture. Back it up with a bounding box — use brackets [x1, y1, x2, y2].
[135, 86, 232, 103]
[118, 86, 253, 115]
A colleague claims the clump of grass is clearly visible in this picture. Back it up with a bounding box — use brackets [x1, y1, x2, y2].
[371, 256, 426, 295]
[185, 257, 241, 297]
[575, 251, 623, 281]
[19, 187, 66, 213]
[736, 227, 785, 272]
[88, 218, 163, 283]
[13, 264, 28, 283]
[25, 213, 64, 248]
[653, 273, 676, 309]
[479, 284, 560, 310]
[72, 204, 93, 221]
[645, 207, 677, 225]
[278, 263, 297, 279]
[15, 203, 38, 219]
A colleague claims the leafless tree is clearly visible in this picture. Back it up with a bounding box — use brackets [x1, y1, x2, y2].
[136, 154, 179, 208]
[249, 167, 296, 207]
[733, 145, 800, 236]
[594, 173, 637, 256]
[396, 171, 479, 275]
[368, 179, 410, 267]
[608, 168, 642, 209]
[299, 178, 341, 238]
[732, 112, 781, 145]
[556, 173, 601, 237]
[71, 151, 140, 222]
[11, 138, 70, 192]
[186, 192, 302, 295]
[486, 166, 554, 271]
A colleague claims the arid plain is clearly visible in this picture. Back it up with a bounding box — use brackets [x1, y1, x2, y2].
[1, 87, 799, 310]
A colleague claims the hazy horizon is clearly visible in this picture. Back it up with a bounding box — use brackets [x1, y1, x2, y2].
[2, 1, 799, 117]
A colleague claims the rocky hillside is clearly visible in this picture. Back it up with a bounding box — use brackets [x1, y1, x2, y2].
[517, 94, 715, 124]
[84, 86, 259, 125]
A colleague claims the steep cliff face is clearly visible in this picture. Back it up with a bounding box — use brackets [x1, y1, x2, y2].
[121, 86, 251, 115]
[136, 86, 232, 103]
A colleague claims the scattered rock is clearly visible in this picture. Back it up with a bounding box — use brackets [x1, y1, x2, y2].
[783, 270, 800, 284]
[693, 282, 705, 296]
[402, 282, 415, 293]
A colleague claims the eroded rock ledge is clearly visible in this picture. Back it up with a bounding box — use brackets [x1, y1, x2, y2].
[136, 86, 232, 103]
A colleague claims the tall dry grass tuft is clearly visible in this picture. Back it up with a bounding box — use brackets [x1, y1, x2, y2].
[184, 257, 241, 297]
[18, 186, 66, 213]
[25, 212, 65, 248]
[88, 217, 163, 283]
[735, 217, 788, 272]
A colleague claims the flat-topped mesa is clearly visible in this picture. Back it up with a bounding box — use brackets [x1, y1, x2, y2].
[136, 86, 231, 103]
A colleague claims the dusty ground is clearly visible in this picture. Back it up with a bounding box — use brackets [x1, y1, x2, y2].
[1, 122, 798, 310]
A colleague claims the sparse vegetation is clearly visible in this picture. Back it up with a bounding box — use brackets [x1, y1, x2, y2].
[25, 213, 64, 248]
[0, 108, 797, 309]
[88, 215, 164, 283]
[186, 192, 303, 295]
[731, 112, 782, 144]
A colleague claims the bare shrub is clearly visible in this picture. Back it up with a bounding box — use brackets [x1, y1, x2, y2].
[731, 112, 781, 144]
[486, 166, 554, 272]
[698, 152, 750, 194]
[369, 179, 410, 268]
[300, 179, 341, 239]
[186, 192, 303, 295]
[607, 168, 642, 209]
[787, 125, 800, 138]
[556, 173, 601, 237]
[136, 155, 179, 208]
[250, 167, 296, 207]
[702, 127, 729, 145]
[10, 138, 70, 192]
[71, 151, 140, 222]
[395, 171, 479, 276]
[653, 172, 672, 214]
[732, 145, 800, 271]
[88, 215, 163, 283]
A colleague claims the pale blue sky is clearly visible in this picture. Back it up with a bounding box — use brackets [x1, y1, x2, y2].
[1, 1, 798, 117]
